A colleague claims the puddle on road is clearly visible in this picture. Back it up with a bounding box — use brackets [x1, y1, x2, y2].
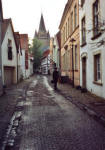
[24, 101, 32, 106]
[43, 76, 74, 114]
[43, 76, 53, 92]
[17, 101, 24, 107]
[29, 80, 38, 88]
[1, 111, 22, 150]
[43, 94, 54, 98]
[27, 91, 34, 97]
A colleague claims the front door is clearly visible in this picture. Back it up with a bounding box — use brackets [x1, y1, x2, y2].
[82, 57, 86, 88]
[4, 67, 14, 86]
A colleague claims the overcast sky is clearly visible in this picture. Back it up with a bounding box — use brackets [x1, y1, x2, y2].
[2, 0, 67, 40]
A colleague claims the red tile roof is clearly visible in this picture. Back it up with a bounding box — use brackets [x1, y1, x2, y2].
[14, 32, 22, 54]
[20, 34, 29, 51]
[42, 49, 50, 59]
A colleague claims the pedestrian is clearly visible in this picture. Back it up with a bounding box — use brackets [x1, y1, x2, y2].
[53, 67, 59, 90]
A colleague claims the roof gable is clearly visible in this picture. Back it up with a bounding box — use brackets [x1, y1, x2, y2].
[1, 18, 18, 51]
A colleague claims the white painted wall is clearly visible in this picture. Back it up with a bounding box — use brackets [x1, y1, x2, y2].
[41, 54, 50, 74]
[17, 46, 23, 81]
[53, 35, 60, 69]
[79, 0, 105, 98]
[20, 49, 26, 79]
[29, 57, 33, 76]
[1, 23, 17, 84]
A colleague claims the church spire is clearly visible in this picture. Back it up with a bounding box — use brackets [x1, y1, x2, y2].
[39, 14, 46, 32]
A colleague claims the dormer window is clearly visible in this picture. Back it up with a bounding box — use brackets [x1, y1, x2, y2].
[8, 39, 12, 60]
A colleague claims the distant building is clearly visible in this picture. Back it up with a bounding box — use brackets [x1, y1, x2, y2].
[34, 14, 50, 52]
[53, 31, 61, 71]
[49, 37, 54, 74]
[20, 34, 30, 79]
[41, 49, 50, 74]
[14, 32, 23, 82]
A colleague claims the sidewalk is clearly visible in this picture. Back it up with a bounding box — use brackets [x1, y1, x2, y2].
[48, 75, 105, 126]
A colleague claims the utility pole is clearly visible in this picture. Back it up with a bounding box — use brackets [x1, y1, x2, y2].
[70, 38, 76, 87]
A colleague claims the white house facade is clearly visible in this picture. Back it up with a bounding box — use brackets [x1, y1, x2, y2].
[29, 54, 34, 76]
[41, 50, 50, 74]
[14, 32, 23, 82]
[1, 19, 17, 86]
[53, 35, 60, 70]
[20, 49, 25, 79]
[79, 0, 105, 98]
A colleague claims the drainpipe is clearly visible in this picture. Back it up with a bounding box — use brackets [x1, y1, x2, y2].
[70, 38, 76, 87]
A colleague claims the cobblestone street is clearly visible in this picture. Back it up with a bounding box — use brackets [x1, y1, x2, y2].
[1, 75, 105, 150]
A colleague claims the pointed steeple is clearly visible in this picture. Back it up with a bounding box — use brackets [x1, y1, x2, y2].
[38, 14, 46, 32]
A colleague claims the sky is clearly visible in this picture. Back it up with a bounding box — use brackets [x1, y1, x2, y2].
[2, 0, 67, 40]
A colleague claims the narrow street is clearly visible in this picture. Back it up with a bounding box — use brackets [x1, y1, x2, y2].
[2, 75, 105, 150]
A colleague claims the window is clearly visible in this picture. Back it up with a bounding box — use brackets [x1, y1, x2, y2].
[81, 0, 85, 7]
[93, 0, 99, 36]
[94, 54, 101, 82]
[81, 17, 86, 44]
[74, 5, 77, 28]
[71, 12, 73, 33]
[8, 39, 12, 60]
[75, 45, 78, 70]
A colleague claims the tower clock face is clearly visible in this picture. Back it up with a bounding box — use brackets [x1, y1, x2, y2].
[39, 32, 47, 38]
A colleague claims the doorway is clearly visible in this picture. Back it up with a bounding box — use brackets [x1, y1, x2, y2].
[82, 57, 86, 88]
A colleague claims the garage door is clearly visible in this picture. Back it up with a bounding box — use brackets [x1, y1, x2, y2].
[4, 67, 14, 86]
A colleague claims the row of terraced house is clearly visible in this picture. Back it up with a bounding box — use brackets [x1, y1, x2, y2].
[0, 0, 33, 95]
[50, 0, 105, 98]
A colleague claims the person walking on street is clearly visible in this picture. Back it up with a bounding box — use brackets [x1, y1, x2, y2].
[53, 67, 59, 90]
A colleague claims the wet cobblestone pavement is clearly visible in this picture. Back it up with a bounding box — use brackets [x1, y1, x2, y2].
[1, 75, 105, 150]
[6, 75, 105, 150]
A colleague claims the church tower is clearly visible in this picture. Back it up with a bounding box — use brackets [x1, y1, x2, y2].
[34, 14, 50, 51]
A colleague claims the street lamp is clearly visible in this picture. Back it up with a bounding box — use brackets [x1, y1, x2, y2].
[70, 38, 76, 87]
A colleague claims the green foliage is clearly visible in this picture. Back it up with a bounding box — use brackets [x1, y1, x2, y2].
[29, 38, 42, 70]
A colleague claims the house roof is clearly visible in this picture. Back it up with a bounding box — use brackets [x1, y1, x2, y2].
[1, 18, 18, 51]
[59, 0, 72, 29]
[20, 34, 29, 51]
[0, 0, 3, 20]
[14, 32, 22, 54]
[1, 19, 10, 43]
[42, 49, 50, 59]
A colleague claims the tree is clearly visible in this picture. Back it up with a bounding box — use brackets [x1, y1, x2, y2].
[29, 38, 42, 71]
